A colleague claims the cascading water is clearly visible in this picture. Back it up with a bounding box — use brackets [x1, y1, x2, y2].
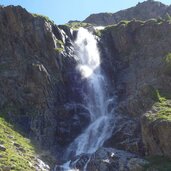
[56, 28, 116, 171]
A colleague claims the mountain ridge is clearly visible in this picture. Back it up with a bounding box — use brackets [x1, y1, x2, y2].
[0, 2, 171, 170]
[83, 0, 171, 26]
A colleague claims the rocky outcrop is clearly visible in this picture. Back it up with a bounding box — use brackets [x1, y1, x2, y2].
[84, 0, 170, 26]
[67, 148, 148, 171]
[100, 19, 171, 157]
[141, 100, 171, 158]
[1, 2, 171, 170]
[0, 5, 90, 159]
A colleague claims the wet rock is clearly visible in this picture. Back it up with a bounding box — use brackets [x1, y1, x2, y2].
[55, 104, 90, 146]
[35, 158, 50, 171]
[71, 154, 90, 170]
[105, 116, 144, 154]
[69, 148, 147, 171]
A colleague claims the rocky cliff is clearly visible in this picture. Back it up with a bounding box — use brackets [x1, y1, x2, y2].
[84, 0, 171, 26]
[100, 18, 171, 159]
[0, 5, 90, 164]
[0, 3, 171, 171]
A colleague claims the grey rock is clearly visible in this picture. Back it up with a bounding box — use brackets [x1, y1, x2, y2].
[141, 107, 171, 158]
[0, 166, 11, 171]
[13, 142, 20, 148]
[69, 148, 148, 171]
[0, 145, 6, 151]
[101, 19, 171, 156]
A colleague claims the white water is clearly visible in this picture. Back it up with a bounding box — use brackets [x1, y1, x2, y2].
[57, 28, 115, 171]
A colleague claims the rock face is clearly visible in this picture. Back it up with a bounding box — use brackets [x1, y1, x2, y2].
[100, 19, 171, 158]
[84, 0, 170, 26]
[1, 2, 171, 170]
[68, 148, 148, 171]
[0, 5, 89, 158]
[141, 100, 171, 158]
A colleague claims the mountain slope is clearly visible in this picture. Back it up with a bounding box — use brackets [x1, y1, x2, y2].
[0, 3, 171, 170]
[83, 0, 170, 26]
[0, 117, 50, 171]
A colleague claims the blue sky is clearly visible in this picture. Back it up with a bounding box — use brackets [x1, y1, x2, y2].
[0, 0, 170, 24]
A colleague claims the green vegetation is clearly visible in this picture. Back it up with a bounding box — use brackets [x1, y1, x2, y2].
[56, 39, 64, 47]
[32, 13, 54, 24]
[147, 88, 171, 121]
[0, 117, 37, 171]
[165, 13, 171, 23]
[101, 19, 144, 35]
[101, 24, 116, 34]
[147, 85, 161, 102]
[54, 39, 64, 53]
[145, 156, 171, 171]
[157, 17, 164, 24]
[119, 20, 130, 25]
[163, 53, 171, 75]
[154, 89, 167, 103]
[66, 22, 92, 30]
[165, 53, 171, 66]
[55, 47, 64, 53]
[94, 29, 102, 37]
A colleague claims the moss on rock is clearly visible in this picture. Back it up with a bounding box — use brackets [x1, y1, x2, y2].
[66, 22, 92, 30]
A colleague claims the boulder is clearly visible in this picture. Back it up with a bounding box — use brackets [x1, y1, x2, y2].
[141, 101, 171, 158]
[69, 148, 148, 171]
[0, 144, 6, 151]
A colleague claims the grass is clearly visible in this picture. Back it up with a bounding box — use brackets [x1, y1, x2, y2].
[32, 13, 54, 24]
[153, 100, 171, 121]
[145, 156, 171, 171]
[56, 39, 64, 49]
[66, 22, 92, 30]
[0, 117, 37, 171]
[147, 89, 171, 121]
[55, 47, 64, 53]
[94, 29, 102, 37]
[165, 53, 171, 64]
[119, 20, 130, 25]
[54, 39, 64, 53]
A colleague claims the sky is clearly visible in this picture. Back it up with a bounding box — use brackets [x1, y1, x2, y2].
[0, 0, 171, 25]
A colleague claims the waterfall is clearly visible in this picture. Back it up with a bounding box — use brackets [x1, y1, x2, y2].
[56, 28, 115, 171]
